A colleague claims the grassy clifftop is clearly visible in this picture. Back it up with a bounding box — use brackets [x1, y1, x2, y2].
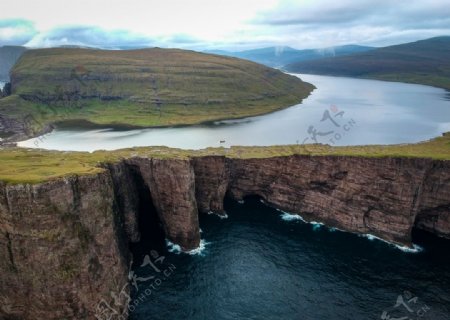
[0, 47, 313, 140]
[1, 133, 449, 184]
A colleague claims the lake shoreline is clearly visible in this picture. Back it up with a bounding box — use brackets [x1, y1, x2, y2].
[15, 74, 450, 152]
[3, 88, 316, 146]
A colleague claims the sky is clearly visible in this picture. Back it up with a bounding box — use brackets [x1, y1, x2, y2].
[0, 0, 449, 50]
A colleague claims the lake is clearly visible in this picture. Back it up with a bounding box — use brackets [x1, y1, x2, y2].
[18, 74, 450, 151]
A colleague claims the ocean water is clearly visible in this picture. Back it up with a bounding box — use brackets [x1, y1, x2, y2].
[129, 197, 450, 320]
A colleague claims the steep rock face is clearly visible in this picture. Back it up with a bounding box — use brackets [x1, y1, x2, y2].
[127, 158, 200, 250]
[189, 155, 450, 246]
[0, 154, 449, 320]
[414, 161, 450, 237]
[193, 156, 230, 215]
[106, 162, 141, 243]
[0, 172, 130, 319]
[225, 156, 436, 245]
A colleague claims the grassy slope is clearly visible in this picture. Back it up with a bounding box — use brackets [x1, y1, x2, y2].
[285, 37, 450, 90]
[1, 133, 449, 184]
[0, 48, 313, 137]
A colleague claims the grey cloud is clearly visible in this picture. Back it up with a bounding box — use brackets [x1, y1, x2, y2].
[3, 1, 449, 52]
[163, 34, 200, 45]
[252, 0, 390, 26]
[247, 0, 450, 48]
[25, 26, 155, 48]
[253, 0, 450, 27]
[25, 27, 207, 49]
[0, 19, 37, 45]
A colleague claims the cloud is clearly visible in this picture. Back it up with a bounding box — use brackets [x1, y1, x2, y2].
[247, 0, 450, 47]
[23, 26, 206, 50]
[0, 19, 37, 45]
[25, 26, 155, 49]
[163, 34, 201, 45]
[253, 0, 384, 26]
[1, 1, 449, 50]
[253, 0, 450, 27]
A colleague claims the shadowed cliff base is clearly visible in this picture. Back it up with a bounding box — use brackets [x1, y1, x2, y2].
[128, 164, 166, 251]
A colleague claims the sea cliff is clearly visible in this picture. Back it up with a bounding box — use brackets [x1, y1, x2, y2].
[0, 139, 449, 319]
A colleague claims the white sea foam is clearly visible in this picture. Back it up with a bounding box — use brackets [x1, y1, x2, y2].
[166, 239, 182, 253]
[166, 239, 210, 256]
[358, 233, 424, 253]
[207, 210, 228, 219]
[311, 223, 323, 231]
[397, 244, 424, 253]
[218, 213, 228, 219]
[278, 209, 422, 254]
[278, 209, 324, 230]
[280, 212, 306, 222]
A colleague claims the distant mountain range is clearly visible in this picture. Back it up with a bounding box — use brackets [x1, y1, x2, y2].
[205, 45, 374, 68]
[285, 36, 450, 90]
[0, 46, 27, 82]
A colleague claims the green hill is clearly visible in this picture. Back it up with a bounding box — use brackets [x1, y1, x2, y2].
[0, 47, 313, 141]
[285, 37, 450, 90]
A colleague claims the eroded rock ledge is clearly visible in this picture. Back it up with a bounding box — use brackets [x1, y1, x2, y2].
[1, 154, 449, 319]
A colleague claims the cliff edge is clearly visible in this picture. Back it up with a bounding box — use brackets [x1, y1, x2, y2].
[0, 135, 449, 319]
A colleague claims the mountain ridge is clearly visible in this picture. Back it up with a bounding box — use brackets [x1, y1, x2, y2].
[204, 44, 374, 67]
[285, 36, 450, 90]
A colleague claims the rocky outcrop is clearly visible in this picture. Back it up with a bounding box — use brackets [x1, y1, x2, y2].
[193, 156, 230, 216]
[413, 161, 450, 238]
[0, 154, 449, 319]
[0, 113, 55, 145]
[127, 158, 200, 250]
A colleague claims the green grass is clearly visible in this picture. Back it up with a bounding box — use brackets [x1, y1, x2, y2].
[285, 36, 450, 90]
[1, 47, 314, 137]
[370, 72, 450, 90]
[1, 133, 449, 184]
